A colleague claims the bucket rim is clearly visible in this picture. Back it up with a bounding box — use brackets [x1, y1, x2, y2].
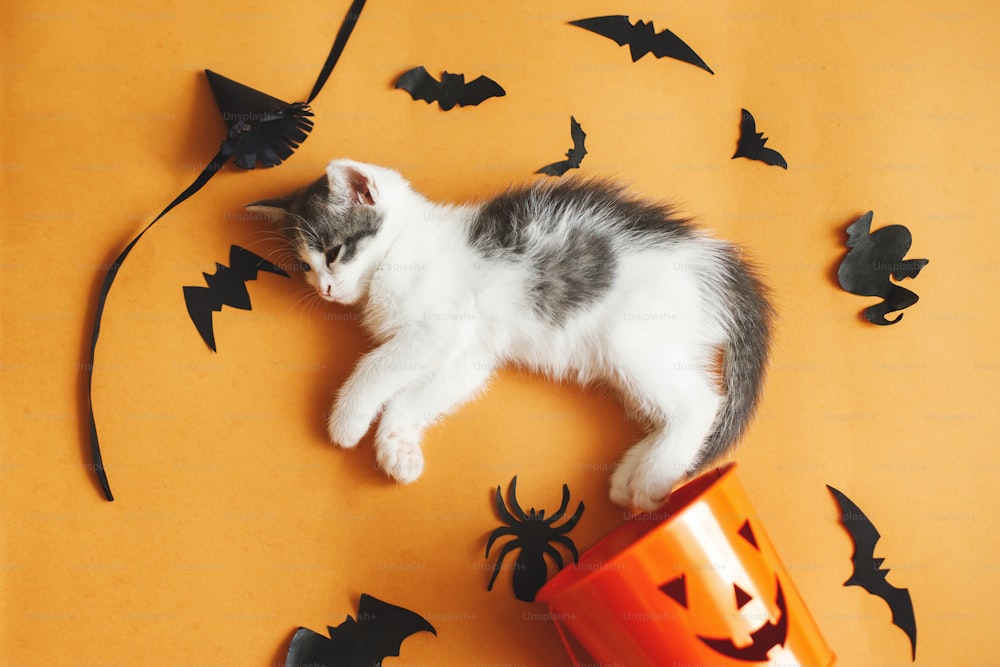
[535, 462, 738, 603]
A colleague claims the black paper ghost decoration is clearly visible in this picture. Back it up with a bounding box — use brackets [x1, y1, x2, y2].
[837, 211, 929, 325]
[84, 0, 367, 501]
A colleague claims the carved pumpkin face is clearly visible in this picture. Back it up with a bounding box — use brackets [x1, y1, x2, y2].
[659, 519, 790, 662]
[536, 464, 833, 667]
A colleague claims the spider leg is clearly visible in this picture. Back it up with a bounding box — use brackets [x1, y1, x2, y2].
[485, 526, 518, 557]
[495, 483, 520, 525]
[551, 501, 585, 533]
[543, 543, 565, 571]
[486, 539, 521, 591]
[544, 484, 572, 524]
[550, 533, 580, 564]
[507, 476, 530, 521]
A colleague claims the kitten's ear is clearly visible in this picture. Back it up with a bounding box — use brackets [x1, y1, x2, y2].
[327, 161, 379, 206]
[245, 194, 294, 221]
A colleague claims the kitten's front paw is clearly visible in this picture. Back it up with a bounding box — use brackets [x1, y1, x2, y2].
[327, 402, 372, 448]
[375, 424, 425, 484]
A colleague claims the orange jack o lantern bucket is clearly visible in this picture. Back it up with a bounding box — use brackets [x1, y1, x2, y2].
[536, 463, 834, 666]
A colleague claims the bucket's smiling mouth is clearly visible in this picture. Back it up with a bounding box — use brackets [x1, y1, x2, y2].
[697, 576, 788, 662]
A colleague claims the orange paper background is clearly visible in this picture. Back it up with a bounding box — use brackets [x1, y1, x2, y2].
[2, 1, 999, 665]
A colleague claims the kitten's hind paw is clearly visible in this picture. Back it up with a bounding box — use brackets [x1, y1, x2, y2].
[375, 425, 425, 484]
[609, 450, 675, 513]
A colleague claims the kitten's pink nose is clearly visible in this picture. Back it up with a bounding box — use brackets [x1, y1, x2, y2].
[321, 285, 333, 298]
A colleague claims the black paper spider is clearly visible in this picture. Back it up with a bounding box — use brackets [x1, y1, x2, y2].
[486, 476, 585, 602]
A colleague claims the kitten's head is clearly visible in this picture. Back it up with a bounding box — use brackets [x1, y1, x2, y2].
[247, 160, 385, 305]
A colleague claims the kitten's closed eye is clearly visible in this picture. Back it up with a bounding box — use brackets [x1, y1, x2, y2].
[326, 245, 343, 265]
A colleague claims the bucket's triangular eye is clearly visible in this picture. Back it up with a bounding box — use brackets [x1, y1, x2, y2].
[738, 520, 759, 550]
[734, 584, 754, 610]
[659, 574, 688, 609]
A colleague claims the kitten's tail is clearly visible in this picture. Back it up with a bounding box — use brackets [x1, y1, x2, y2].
[701, 247, 775, 466]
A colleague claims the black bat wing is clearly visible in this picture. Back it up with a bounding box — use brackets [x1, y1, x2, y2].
[394, 66, 443, 105]
[182, 285, 220, 352]
[828, 485, 917, 659]
[566, 116, 588, 165]
[536, 117, 587, 177]
[457, 75, 506, 107]
[568, 15, 636, 47]
[760, 146, 788, 169]
[536, 160, 573, 177]
[228, 244, 290, 281]
[355, 594, 436, 665]
[867, 578, 917, 659]
[732, 108, 761, 159]
[649, 26, 714, 74]
[285, 624, 346, 667]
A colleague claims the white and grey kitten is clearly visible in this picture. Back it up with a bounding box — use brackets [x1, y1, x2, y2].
[249, 159, 774, 511]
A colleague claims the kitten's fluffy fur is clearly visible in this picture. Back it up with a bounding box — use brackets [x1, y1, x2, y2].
[249, 159, 773, 510]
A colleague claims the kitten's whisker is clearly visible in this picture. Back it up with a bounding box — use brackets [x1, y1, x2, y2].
[289, 286, 325, 320]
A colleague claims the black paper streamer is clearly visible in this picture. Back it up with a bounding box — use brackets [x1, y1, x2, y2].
[828, 485, 917, 660]
[837, 211, 929, 325]
[394, 66, 506, 110]
[486, 476, 584, 602]
[183, 245, 289, 352]
[84, 0, 367, 501]
[569, 15, 713, 74]
[285, 594, 436, 667]
[732, 108, 787, 169]
[536, 116, 587, 177]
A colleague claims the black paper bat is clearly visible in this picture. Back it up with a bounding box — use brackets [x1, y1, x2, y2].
[732, 108, 787, 168]
[536, 116, 587, 177]
[394, 66, 506, 110]
[828, 485, 917, 660]
[183, 245, 289, 352]
[569, 15, 713, 74]
[837, 211, 929, 325]
[84, 0, 367, 500]
[285, 594, 436, 667]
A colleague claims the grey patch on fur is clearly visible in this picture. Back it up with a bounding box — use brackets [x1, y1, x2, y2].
[468, 178, 697, 256]
[467, 188, 533, 256]
[276, 175, 384, 263]
[531, 230, 616, 324]
[697, 246, 775, 469]
[467, 177, 700, 323]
